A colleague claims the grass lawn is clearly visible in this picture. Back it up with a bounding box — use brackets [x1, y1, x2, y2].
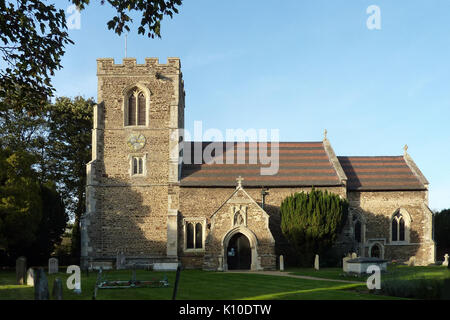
[287, 264, 450, 283]
[0, 268, 402, 300]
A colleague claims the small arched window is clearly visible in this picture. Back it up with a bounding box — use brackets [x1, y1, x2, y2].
[126, 88, 147, 126]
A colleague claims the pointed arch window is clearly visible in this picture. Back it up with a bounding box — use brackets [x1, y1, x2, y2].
[126, 88, 147, 126]
[351, 212, 364, 244]
[392, 212, 406, 242]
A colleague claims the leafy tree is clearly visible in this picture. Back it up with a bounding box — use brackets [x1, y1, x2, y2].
[435, 209, 450, 253]
[45, 96, 94, 258]
[280, 188, 349, 267]
[0, 0, 183, 114]
[0, 147, 42, 258]
[26, 181, 68, 265]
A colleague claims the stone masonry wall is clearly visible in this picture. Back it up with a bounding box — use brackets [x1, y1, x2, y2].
[348, 190, 435, 265]
[178, 186, 346, 269]
[83, 58, 184, 265]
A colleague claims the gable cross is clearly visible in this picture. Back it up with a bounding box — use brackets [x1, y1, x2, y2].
[236, 176, 244, 188]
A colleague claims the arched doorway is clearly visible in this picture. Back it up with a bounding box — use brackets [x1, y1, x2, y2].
[226, 233, 251, 270]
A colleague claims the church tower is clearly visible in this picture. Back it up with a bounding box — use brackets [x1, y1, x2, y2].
[81, 58, 185, 268]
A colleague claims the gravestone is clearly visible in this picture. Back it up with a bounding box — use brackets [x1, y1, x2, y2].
[443, 254, 449, 267]
[407, 256, 415, 266]
[16, 256, 27, 285]
[52, 278, 63, 300]
[116, 251, 126, 270]
[26, 268, 35, 287]
[279, 255, 284, 272]
[217, 256, 223, 271]
[48, 257, 58, 274]
[34, 268, 49, 300]
[342, 256, 351, 273]
[351, 252, 357, 259]
[314, 254, 319, 271]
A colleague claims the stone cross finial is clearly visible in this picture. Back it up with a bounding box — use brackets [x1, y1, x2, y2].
[324, 129, 328, 141]
[404, 144, 408, 155]
[236, 176, 244, 188]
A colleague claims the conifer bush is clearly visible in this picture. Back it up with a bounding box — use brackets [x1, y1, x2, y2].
[280, 188, 349, 267]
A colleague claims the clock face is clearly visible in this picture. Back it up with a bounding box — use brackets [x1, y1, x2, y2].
[127, 133, 146, 151]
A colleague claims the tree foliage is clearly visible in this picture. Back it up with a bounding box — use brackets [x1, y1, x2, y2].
[27, 182, 68, 264]
[0, 0, 183, 114]
[435, 209, 450, 251]
[44, 96, 94, 258]
[280, 188, 349, 267]
[0, 0, 72, 114]
[0, 147, 42, 254]
[0, 96, 92, 263]
[73, 0, 183, 38]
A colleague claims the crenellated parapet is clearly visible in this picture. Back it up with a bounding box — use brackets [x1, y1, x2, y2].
[97, 57, 182, 76]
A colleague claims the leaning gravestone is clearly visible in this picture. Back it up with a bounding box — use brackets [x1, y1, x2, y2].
[26, 268, 35, 287]
[48, 257, 58, 274]
[443, 254, 449, 267]
[314, 254, 319, 271]
[34, 268, 49, 300]
[16, 256, 27, 285]
[279, 255, 284, 272]
[52, 278, 63, 300]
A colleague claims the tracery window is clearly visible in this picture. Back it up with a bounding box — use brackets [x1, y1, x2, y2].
[392, 212, 405, 242]
[126, 88, 147, 126]
[185, 220, 204, 250]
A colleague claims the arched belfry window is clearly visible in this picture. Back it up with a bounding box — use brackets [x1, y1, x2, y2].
[126, 87, 147, 126]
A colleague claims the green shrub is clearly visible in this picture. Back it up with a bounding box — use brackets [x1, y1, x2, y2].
[381, 278, 450, 300]
[280, 188, 348, 267]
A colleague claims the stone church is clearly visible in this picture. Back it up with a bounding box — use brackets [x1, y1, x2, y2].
[81, 57, 435, 270]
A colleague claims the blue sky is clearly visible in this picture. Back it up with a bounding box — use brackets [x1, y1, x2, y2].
[53, 0, 450, 210]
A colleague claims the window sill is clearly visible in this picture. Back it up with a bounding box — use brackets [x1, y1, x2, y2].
[184, 249, 205, 253]
[389, 241, 410, 245]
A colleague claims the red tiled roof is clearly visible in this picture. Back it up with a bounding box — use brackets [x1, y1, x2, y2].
[180, 142, 342, 187]
[338, 156, 426, 191]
